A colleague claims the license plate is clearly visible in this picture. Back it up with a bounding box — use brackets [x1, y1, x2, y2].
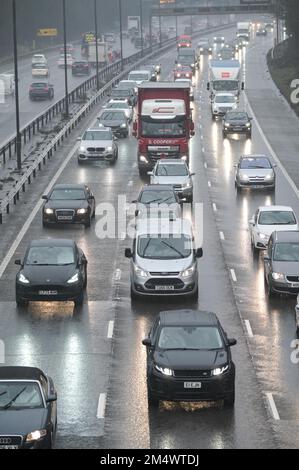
[233, 127, 242, 131]
[155, 285, 175, 291]
[39, 290, 58, 296]
[57, 216, 73, 221]
[0, 446, 18, 450]
[184, 382, 202, 389]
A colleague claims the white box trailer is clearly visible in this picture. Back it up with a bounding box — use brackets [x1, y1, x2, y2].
[207, 60, 244, 99]
[237, 22, 250, 41]
[87, 41, 108, 67]
[0, 73, 15, 97]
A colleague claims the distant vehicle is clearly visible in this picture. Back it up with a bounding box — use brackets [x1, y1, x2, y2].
[222, 111, 252, 138]
[57, 54, 73, 68]
[256, 28, 267, 37]
[177, 48, 199, 73]
[211, 92, 237, 119]
[213, 36, 225, 44]
[0, 73, 15, 96]
[118, 79, 138, 94]
[249, 206, 298, 251]
[174, 65, 192, 80]
[149, 159, 195, 203]
[132, 185, 181, 220]
[32, 64, 50, 78]
[15, 239, 88, 307]
[98, 109, 129, 138]
[104, 32, 116, 43]
[197, 38, 212, 55]
[105, 100, 134, 121]
[77, 127, 118, 164]
[42, 184, 96, 228]
[29, 82, 54, 101]
[134, 37, 143, 49]
[86, 41, 109, 66]
[128, 70, 152, 85]
[32, 54, 47, 66]
[142, 310, 236, 407]
[207, 60, 244, 100]
[60, 43, 74, 55]
[125, 218, 202, 299]
[235, 155, 276, 190]
[109, 87, 136, 107]
[217, 45, 235, 61]
[0, 366, 57, 449]
[264, 231, 299, 297]
[237, 22, 250, 42]
[175, 78, 194, 100]
[141, 65, 158, 82]
[177, 35, 192, 49]
[72, 60, 91, 76]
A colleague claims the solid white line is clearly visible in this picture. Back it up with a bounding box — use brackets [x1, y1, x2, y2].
[208, 181, 211, 187]
[204, 162, 208, 169]
[244, 319, 253, 338]
[265, 392, 280, 420]
[219, 231, 225, 241]
[96, 393, 107, 419]
[244, 93, 299, 199]
[114, 268, 122, 282]
[212, 203, 217, 212]
[128, 180, 133, 187]
[230, 269, 237, 282]
[107, 321, 114, 339]
[0, 145, 79, 279]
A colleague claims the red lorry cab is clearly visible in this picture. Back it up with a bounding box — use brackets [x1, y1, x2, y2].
[177, 35, 192, 49]
[133, 82, 195, 175]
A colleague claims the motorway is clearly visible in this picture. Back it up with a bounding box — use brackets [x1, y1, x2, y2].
[1, 21, 299, 449]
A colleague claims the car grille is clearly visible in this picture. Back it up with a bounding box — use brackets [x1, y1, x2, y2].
[174, 370, 212, 379]
[86, 147, 106, 152]
[248, 176, 266, 183]
[144, 278, 184, 289]
[286, 276, 299, 283]
[219, 107, 232, 112]
[0, 436, 22, 446]
[55, 209, 75, 218]
[149, 272, 180, 276]
[173, 185, 183, 192]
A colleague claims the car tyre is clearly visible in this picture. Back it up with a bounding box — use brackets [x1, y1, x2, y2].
[42, 220, 50, 228]
[246, 132, 252, 139]
[147, 389, 159, 408]
[83, 269, 88, 289]
[130, 286, 140, 301]
[84, 218, 91, 229]
[74, 291, 84, 306]
[223, 391, 235, 408]
[16, 297, 29, 308]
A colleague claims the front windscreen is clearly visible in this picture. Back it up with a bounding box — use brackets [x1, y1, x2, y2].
[107, 103, 128, 110]
[128, 73, 149, 81]
[226, 112, 247, 121]
[158, 326, 223, 350]
[0, 382, 44, 410]
[215, 95, 235, 103]
[240, 157, 271, 169]
[137, 234, 191, 260]
[83, 130, 112, 140]
[258, 211, 296, 226]
[101, 111, 125, 121]
[26, 246, 75, 266]
[273, 243, 299, 262]
[111, 89, 129, 98]
[50, 189, 86, 200]
[213, 80, 238, 91]
[156, 163, 188, 177]
[140, 190, 176, 204]
[141, 116, 186, 138]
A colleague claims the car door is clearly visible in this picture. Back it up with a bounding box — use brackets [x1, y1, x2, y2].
[252, 210, 259, 243]
[147, 319, 160, 374]
[264, 235, 273, 280]
[77, 246, 87, 281]
[85, 186, 95, 215]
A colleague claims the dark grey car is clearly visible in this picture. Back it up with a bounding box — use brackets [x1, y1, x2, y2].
[264, 231, 299, 296]
[97, 110, 129, 138]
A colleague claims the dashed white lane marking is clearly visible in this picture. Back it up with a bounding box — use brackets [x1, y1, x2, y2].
[265, 393, 280, 421]
[120, 232, 126, 240]
[204, 162, 208, 169]
[208, 181, 211, 187]
[219, 231, 225, 241]
[200, 135, 204, 140]
[96, 393, 107, 419]
[212, 203, 217, 212]
[107, 321, 115, 339]
[230, 269, 237, 282]
[0, 145, 79, 279]
[244, 319, 254, 338]
[114, 268, 122, 282]
[133, 162, 137, 168]
[128, 180, 133, 187]
[202, 147, 205, 153]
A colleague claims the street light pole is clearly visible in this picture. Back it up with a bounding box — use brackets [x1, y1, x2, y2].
[276, 0, 280, 46]
[62, 0, 69, 117]
[119, 0, 123, 69]
[94, 0, 100, 90]
[159, 1, 162, 47]
[139, 0, 144, 54]
[12, 0, 21, 170]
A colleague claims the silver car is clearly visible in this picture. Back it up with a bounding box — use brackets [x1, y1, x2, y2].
[125, 218, 203, 299]
[132, 185, 181, 221]
[149, 159, 195, 203]
[235, 155, 276, 190]
[77, 127, 118, 164]
[105, 100, 134, 122]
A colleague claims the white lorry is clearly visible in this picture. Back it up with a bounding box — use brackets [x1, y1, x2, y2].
[87, 41, 108, 67]
[207, 60, 244, 101]
[0, 73, 15, 99]
[128, 16, 140, 33]
[237, 22, 251, 42]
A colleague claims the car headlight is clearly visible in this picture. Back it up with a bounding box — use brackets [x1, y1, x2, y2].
[134, 265, 149, 277]
[225, 123, 230, 127]
[176, 73, 181, 77]
[79, 146, 86, 152]
[67, 272, 79, 284]
[181, 265, 196, 277]
[272, 272, 285, 281]
[246, 123, 251, 127]
[107, 146, 113, 152]
[77, 208, 87, 214]
[121, 123, 127, 128]
[240, 174, 249, 181]
[18, 273, 30, 284]
[155, 364, 173, 376]
[139, 155, 148, 163]
[181, 156, 188, 161]
[44, 208, 54, 215]
[258, 232, 267, 240]
[184, 182, 192, 189]
[265, 174, 274, 180]
[211, 365, 229, 376]
[191, 63, 195, 67]
[26, 430, 47, 442]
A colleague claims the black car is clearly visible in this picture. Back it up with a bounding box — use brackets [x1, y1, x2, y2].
[98, 109, 129, 138]
[0, 367, 57, 449]
[222, 111, 252, 138]
[42, 184, 96, 228]
[29, 82, 54, 101]
[256, 28, 267, 37]
[142, 310, 236, 407]
[132, 185, 181, 219]
[15, 239, 87, 307]
[109, 87, 136, 107]
[72, 60, 91, 76]
[264, 231, 299, 296]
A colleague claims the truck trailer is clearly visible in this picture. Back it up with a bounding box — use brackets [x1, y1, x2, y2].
[207, 59, 244, 100]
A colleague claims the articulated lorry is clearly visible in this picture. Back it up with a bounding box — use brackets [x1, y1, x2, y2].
[85, 41, 109, 67]
[236, 22, 251, 42]
[207, 59, 244, 100]
[133, 83, 195, 175]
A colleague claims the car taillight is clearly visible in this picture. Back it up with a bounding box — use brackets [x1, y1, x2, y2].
[44, 87, 49, 91]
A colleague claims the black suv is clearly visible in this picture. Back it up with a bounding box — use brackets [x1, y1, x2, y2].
[223, 111, 252, 138]
[72, 60, 91, 76]
[29, 82, 54, 101]
[142, 310, 236, 407]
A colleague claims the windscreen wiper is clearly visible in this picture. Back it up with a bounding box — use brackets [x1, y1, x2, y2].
[4, 387, 27, 410]
[161, 241, 185, 259]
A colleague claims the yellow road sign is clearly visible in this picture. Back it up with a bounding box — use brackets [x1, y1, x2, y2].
[37, 29, 58, 37]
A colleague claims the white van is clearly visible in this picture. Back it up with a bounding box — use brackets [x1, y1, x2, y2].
[0, 73, 15, 97]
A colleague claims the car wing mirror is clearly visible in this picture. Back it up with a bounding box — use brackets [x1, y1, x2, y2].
[264, 255, 270, 262]
[76, 137, 82, 141]
[42, 195, 48, 200]
[228, 338, 237, 347]
[15, 259, 22, 266]
[196, 248, 203, 259]
[249, 218, 255, 226]
[125, 248, 133, 258]
[142, 338, 152, 347]
[47, 392, 57, 403]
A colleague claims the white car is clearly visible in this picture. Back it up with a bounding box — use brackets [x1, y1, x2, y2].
[175, 78, 194, 100]
[211, 92, 237, 119]
[249, 205, 298, 250]
[32, 54, 47, 66]
[32, 64, 50, 78]
[127, 70, 151, 85]
[57, 54, 74, 68]
[105, 100, 134, 121]
[148, 159, 194, 203]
